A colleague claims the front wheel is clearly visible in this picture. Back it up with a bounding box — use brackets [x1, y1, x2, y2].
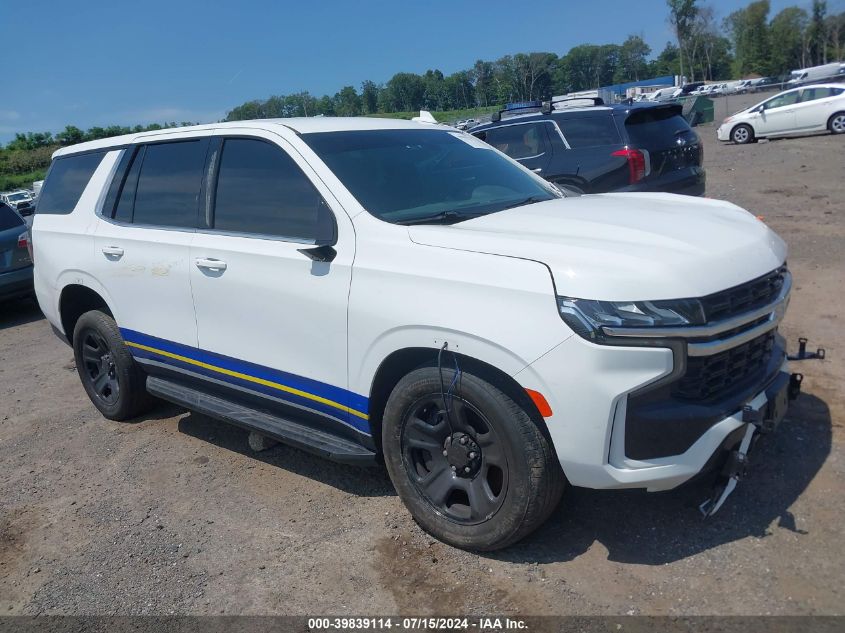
[382, 366, 564, 550]
[829, 112, 845, 135]
[73, 310, 155, 421]
[731, 124, 754, 144]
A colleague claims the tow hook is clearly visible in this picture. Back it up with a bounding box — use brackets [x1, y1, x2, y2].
[788, 373, 803, 400]
[699, 448, 749, 518]
[787, 337, 825, 361]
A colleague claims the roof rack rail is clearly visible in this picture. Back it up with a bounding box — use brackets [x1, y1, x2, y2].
[490, 101, 543, 122]
[541, 96, 605, 114]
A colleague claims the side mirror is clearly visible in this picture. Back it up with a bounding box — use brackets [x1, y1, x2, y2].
[298, 244, 337, 262]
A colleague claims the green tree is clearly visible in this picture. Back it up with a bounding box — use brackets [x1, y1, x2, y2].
[769, 7, 809, 74]
[667, 0, 699, 80]
[471, 60, 497, 107]
[385, 73, 425, 111]
[616, 35, 651, 82]
[56, 125, 85, 146]
[360, 80, 380, 114]
[334, 86, 362, 116]
[725, 0, 772, 76]
[807, 0, 828, 64]
[563, 44, 620, 91]
[649, 42, 681, 77]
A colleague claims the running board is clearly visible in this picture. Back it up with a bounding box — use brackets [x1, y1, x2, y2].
[146, 376, 377, 465]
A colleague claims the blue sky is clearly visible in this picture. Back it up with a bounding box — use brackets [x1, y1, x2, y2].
[1, 0, 841, 143]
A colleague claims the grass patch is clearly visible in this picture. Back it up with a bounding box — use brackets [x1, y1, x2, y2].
[0, 170, 46, 192]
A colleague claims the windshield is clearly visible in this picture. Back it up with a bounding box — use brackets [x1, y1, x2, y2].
[302, 129, 557, 225]
[9, 192, 28, 202]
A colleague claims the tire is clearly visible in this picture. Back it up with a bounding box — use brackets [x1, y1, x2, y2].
[828, 112, 845, 135]
[382, 366, 564, 551]
[72, 310, 155, 421]
[731, 124, 754, 144]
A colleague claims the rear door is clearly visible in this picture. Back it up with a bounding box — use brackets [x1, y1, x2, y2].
[795, 86, 844, 130]
[93, 133, 210, 351]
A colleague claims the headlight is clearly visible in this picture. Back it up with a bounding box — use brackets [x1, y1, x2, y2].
[557, 297, 706, 340]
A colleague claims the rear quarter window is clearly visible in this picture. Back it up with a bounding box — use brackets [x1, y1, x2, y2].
[556, 115, 621, 148]
[0, 205, 25, 230]
[37, 151, 107, 215]
[624, 108, 695, 148]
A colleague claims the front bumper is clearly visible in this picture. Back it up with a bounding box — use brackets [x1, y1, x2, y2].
[716, 124, 731, 141]
[516, 333, 791, 491]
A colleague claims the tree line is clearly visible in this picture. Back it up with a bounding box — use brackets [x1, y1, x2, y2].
[0, 123, 191, 190]
[2, 0, 844, 160]
[226, 0, 843, 121]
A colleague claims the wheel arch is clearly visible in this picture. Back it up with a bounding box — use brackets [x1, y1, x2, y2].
[58, 283, 114, 345]
[366, 346, 552, 455]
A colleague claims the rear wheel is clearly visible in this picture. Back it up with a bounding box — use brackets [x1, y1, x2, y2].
[829, 112, 845, 135]
[731, 124, 754, 144]
[382, 366, 564, 551]
[73, 311, 154, 421]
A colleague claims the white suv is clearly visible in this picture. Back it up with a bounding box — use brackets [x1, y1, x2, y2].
[32, 118, 796, 550]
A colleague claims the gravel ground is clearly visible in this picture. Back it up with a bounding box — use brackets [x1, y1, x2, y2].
[1, 94, 843, 615]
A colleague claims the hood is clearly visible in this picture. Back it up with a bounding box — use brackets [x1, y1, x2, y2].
[408, 193, 787, 301]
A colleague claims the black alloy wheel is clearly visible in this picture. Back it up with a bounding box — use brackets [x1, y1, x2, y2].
[401, 395, 508, 525]
[79, 328, 121, 405]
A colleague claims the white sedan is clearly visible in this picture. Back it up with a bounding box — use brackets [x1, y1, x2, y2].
[717, 83, 845, 143]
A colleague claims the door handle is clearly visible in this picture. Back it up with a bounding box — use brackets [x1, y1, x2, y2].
[532, 168, 543, 173]
[195, 257, 227, 272]
[101, 246, 124, 257]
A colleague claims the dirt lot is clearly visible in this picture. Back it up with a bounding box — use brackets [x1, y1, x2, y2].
[1, 94, 843, 616]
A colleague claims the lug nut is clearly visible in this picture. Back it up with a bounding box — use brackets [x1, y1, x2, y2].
[464, 466, 471, 473]
[468, 452, 476, 459]
[460, 436, 468, 445]
[442, 450, 448, 456]
[451, 465, 457, 471]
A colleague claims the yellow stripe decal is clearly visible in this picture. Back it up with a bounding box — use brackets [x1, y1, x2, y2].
[126, 341, 369, 420]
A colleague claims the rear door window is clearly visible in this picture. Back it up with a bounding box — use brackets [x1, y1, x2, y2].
[800, 87, 836, 102]
[37, 151, 107, 215]
[556, 116, 621, 148]
[624, 108, 695, 148]
[212, 138, 334, 242]
[0, 206, 24, 230]
[473, 123, 551, 159]
[132, 139, 209, 228]
[112, 147, 145, 223]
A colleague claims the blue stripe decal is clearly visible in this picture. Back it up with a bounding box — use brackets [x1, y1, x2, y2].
[120, 328, 371, 434]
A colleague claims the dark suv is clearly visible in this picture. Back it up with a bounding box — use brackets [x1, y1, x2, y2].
[471, 101, 705, 196]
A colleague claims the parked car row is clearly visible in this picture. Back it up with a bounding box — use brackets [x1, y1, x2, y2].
[0, 189, 36, 216]
[469, 99, 705, 196]
[27, 113, 796, 550]
[717, 83, 845, 143]
[0, 203, 33, 302]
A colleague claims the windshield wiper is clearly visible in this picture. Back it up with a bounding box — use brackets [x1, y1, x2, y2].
[395, 209, 486, 226]
[500, 195, 552, 211]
